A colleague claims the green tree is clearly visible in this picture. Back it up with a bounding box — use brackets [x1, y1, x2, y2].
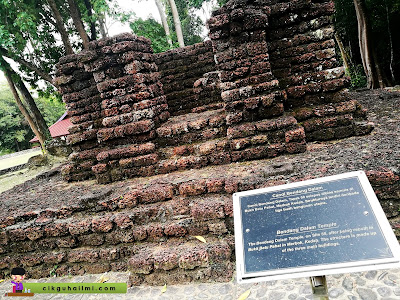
[334, 0, 400, 88]
[0, 84, 65, 153]
[0, 82, 66, 153]
[0, 83, 32, 153]
[35, 94, 66, 126]
[165, 0, 203, 46]
[187, 0, 228, 9]
[130, 18, 175, 53]
[155, 0, 173, 46]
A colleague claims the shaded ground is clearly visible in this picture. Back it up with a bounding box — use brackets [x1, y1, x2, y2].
[0, 88, 399, 225]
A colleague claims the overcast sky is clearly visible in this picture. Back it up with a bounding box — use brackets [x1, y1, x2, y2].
[107, 0, 161, 36]
[109, 0, 215, 37]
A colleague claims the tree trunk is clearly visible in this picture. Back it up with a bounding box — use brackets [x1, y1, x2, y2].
[155, 0, 173, 46]
[5, 64, 51, 142]
[4, 68, 47, 153]
[384, 0, 395, 83]
[0, 47, 54, 85]
[98, 14, 108, 38]
[83, 0, 97, 40]
[47, 0, 74, 55]
[15, 139, 20, 152]
[67, 0, 90, 49]
[167, 0, 185, 47]
[335, 33, 351, 72]
[353, 0, 388, 88]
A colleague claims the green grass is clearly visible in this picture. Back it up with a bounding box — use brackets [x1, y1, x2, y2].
[0, 149, 42, 171]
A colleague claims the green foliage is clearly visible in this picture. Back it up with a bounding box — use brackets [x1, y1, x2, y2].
[334, 0, 400, 85]
[35, 94, 66, 126]
[347, 65, 368, 89]
[166, 0, 203, 46]
[0, 0, 67, 92]
[130, 18, 174, 53]
[0, 82, 32, 152]
[217, 0, 228, 6]
[0, 83, 65, 153]
[188, 0, 227, 9]
[0, 0, 116, 93]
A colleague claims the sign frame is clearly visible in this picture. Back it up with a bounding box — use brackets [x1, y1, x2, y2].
[233, 171, 400, 283]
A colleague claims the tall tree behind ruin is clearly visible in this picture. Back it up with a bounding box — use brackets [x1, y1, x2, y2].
[0, 57, 50, 153]
[167, 0, 185, 47]
[155, 0, 173, 46]
[335, 0, 399, 88]
[47, 0, 74, 55]
[82, 0, 97, 40]
[0, 0, 111, 152]
[67, 0, 91, 49]
[353, 0, 389, 88]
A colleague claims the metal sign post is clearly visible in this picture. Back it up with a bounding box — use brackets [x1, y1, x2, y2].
[310, 276, 329, 299]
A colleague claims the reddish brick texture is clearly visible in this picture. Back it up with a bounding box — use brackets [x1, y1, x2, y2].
[56, 55, 102, 182]
[0, 1, 387, 281]
[265, 0, 373, 138]
[57, 33, 171, 183]
[57, 1, 373, 185]
[155, 41, 222, 116]
[0, 166, 398, 283]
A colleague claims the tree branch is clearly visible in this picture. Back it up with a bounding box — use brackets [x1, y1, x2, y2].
[0, 47, 55, 85]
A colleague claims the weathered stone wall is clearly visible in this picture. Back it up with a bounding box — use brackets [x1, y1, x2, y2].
[266, 0, 373, 140]
[155, 41, 222, 116]
[0, 0, 391, 286]
[85, 34, 170, 184]
[59, 33, 170, 183]
[207, 0, 307, 160]
[56, 0, 372, 186]
[55, 55, 102, 181]
[0, 166, 398, 284]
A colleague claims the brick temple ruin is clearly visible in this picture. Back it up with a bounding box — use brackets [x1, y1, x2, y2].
[57, 0, 373, 184]
[2, 0, 394, 286]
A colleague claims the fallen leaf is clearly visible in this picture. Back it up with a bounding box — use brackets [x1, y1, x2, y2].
[238, 290, 251, 300]
[0, 279, 4, 283]
[98, 275, 109, 283]
[161, 284, 167, 293]
[194, 236, 206, 243]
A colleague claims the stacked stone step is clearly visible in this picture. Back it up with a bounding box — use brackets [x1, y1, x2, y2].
[156, 109, 227, 147]
[80, 33, 170, 183]
[55, 55, 103, 181]
[0, 177, 240, 281]
[155, 108, 230, 173]
[192, 71, 224, 113]
[156, 138, 231, 173]
[267, 0, 373, 140]
[0, 162, 295, 281]
[1, 164, 397, 282]
[207, 0, 307, 160]
[155, 41, 219, 116]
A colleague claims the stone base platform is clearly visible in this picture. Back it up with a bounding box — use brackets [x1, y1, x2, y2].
[0, 89, 399, 287]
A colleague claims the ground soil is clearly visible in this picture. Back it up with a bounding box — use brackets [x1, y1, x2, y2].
[0, 88, 399, 223]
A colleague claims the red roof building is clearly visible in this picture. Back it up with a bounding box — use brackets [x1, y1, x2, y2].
[30, 112, 72, 143]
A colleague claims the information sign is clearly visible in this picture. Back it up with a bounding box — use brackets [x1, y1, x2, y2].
[233, 171, 400, 283]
